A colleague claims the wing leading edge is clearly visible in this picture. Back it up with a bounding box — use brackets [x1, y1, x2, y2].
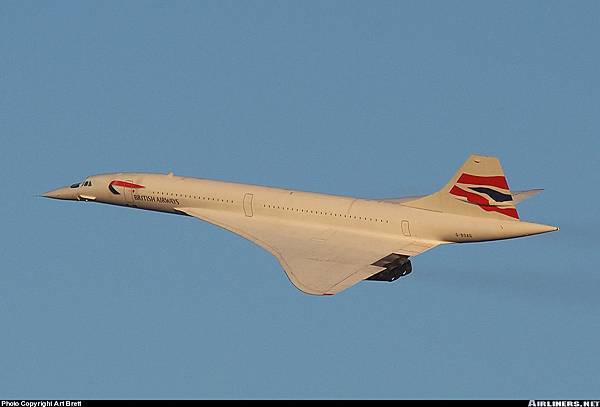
[176, 207, 441, 295]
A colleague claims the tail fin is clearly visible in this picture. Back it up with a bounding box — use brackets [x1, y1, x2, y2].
[405, 154, 521, 220]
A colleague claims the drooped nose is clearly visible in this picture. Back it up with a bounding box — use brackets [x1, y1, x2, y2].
[42, 186, 78, 200]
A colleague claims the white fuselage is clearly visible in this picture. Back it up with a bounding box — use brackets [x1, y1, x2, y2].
[49, 172, 556, 244]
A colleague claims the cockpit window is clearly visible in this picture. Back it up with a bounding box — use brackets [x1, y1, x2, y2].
[70, 183, 80, 188]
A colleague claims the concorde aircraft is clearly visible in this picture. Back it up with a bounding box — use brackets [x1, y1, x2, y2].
[43, 154, 558, 295]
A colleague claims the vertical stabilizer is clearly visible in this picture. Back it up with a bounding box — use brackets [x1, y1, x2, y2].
[405, 155, 520, 220]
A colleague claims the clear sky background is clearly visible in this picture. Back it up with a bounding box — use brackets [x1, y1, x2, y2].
[1, 0, 598, 399]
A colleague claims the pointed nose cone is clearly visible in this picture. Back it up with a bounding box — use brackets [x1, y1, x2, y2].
[42, 187, 77, 200]
[42, 188, 61, 199]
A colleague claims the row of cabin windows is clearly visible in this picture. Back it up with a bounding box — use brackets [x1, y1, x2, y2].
[131, 191, 387, 223]
[148, 190, 234, 204]
[262, 204, 389, 224]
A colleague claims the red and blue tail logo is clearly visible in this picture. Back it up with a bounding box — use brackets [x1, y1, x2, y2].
[108, 180, 145, 195]
[449, 174, 519, 219]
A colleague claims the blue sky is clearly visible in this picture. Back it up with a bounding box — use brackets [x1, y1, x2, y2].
[1, 0, 598, 399]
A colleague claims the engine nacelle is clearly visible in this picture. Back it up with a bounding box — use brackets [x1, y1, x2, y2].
[367, 260, 412, 282]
